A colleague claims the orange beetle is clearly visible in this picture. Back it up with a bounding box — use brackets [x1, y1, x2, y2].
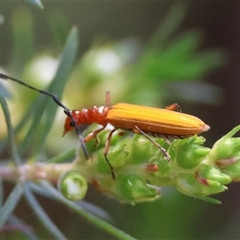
[63, 91, 210, 178]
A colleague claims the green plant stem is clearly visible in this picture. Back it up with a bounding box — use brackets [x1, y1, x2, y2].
[0, 162, 75, 182]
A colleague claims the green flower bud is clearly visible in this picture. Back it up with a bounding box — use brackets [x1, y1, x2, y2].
[91, 147, 128, 176]
[177, 145, 209, 169]
[175, 173, 227, 200]
[221, 158, 240, 181]
[197, 164, 232, 185]
[208, 125, 240, 163]
[58, 170, 88, 201]
[126, 135, 164, 165]
[169, 137, 209, 169]
[209, 138, 240, 162]
[114, 175, 160, 203]
[145, 156, 172, 186]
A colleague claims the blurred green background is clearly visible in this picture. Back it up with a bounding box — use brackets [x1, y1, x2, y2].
[1, 2, 240, 239]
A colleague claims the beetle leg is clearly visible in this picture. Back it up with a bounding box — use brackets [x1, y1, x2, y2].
[104, 128, 117, 179]
[84, 126, 106, 145]
[165, 103, 181, 112]
[133, 126, 170, 160]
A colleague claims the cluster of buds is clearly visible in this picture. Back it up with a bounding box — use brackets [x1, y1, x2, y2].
[59, 125, 240, 204]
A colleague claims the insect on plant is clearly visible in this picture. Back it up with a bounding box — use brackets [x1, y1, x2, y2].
[0, 73, 210, 179]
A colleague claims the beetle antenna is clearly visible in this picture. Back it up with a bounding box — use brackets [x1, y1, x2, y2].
[0, 73, 89, 160]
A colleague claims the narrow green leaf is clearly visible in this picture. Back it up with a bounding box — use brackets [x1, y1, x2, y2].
[19, 27, 79, 156]
[41, 181, 137, 240]
[10, 7, 35, 72]
[29, 183, 54, 199]
[8, 215, 39, 240]
[25, 0, 44, 9]
[30, 182, 112, 221]
[0, 83, 11, 98]
[48, 148, 75, 163]
[0, 183, 23, 229]
[148, 3, 187, 48]
[0, 95, 21, 165]
[0, 178, 3, 207]
[24, 183, 67, 239]
[0, 96, 37, 154]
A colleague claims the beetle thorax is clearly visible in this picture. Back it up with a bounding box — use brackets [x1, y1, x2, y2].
[72, 106, 109, 125]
